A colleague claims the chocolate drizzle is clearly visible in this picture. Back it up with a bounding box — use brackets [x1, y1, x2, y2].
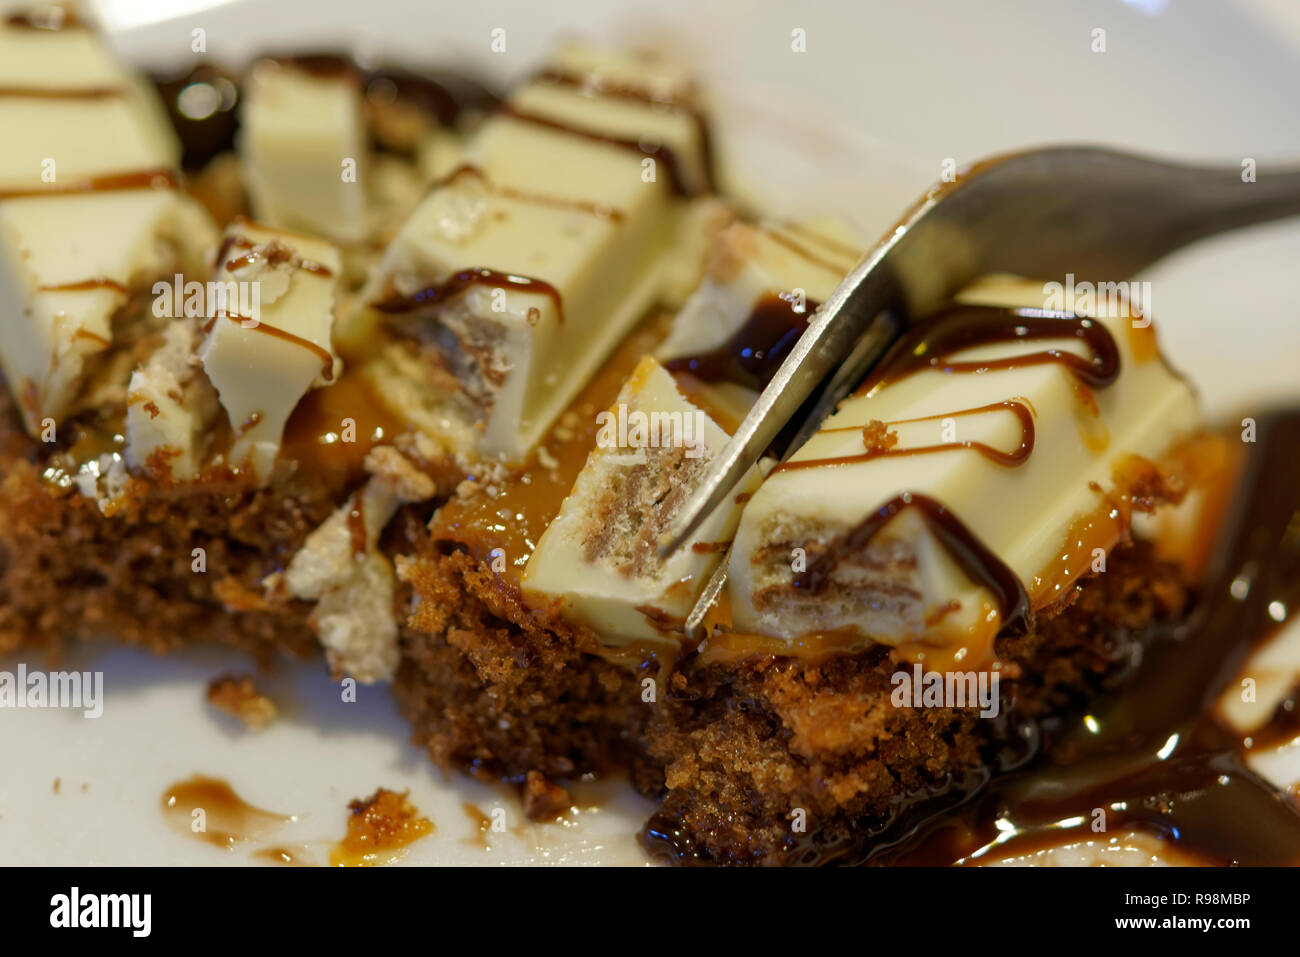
[665, 293, 817, 391]
[432, 163, 625, 221]
[499, 103, 696, 197]
[534, 67, 715, 193]
[859, 304, 1121, 395]
[373, 268, 564, 324]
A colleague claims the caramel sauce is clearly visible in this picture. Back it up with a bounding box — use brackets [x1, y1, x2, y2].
[212, 316, 336, 382]
[253, 846, 306, 866]
[161, 776, 294, 851]
[0, 168, 178, 201]
[280, 368, 406, 475]
[759, 225, 859, 276]
[5, 9, 84, 29]
[374, 267, 564, 325]
[461, 802, 493, 848]
[329, 789, 433, 867]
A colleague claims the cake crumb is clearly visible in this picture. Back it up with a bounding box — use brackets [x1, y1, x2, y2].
[522, 770, 571, 822]
[861, 419, 898, 454]
[52, 777, 60, 794]
[206, 673, 277, 730]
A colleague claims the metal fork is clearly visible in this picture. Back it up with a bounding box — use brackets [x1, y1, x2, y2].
[660, 146, 1300, 637]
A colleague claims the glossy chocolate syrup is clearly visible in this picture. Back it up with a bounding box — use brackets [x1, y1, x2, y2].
[664, 293, 817, 391]
[858, 303, 1120, 397]
[872, 409, 1300, 866]
[150, 64, 242, 168]
[373, 267, 564, 324]
[648, 411, 1300, 866]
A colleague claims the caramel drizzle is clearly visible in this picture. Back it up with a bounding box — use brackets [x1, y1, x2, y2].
[0, 168, 178, 201]
[791, 490, 1030, 633]
[432, 163, 626, 221]
[774, 399, 1036, 473]
[499, 103, 695, 197]
[533, 67, 716, 193]
[373, 267, 564, 324]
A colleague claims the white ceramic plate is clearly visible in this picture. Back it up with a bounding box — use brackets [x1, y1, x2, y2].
[3, 0, 1300, 866]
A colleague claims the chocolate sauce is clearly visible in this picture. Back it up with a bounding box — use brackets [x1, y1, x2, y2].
[150, 64, 241, 168]
[664, 293, 817, 391]
[500, 104, 696, 197]
[859, 304, 1121, 395]
[373, 267, 564, 324]
[0, 168, 178, 201]
[534, 67, 716, 193]
[798, 410, 1300, 866]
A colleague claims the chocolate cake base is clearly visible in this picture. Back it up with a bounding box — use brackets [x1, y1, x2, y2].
[395, 546, 648, 787]
[395, 536, 1190, 855]
[0, 389, 354, 663]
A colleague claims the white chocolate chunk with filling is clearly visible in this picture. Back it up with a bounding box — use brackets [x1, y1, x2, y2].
[124, 318, 218, 479]
[727, 275, 1200, 661]
[523, 356, 756, 646]
[241, 59, 367, 242]
[341, 45, 710, 463]
[198, 221, 343, 480]
[0, 16, 215, 435]
[284, 446, 438, 682]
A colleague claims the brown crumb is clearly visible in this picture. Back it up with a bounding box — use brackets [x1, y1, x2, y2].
[522, 771, 570, 822]
[206, 674, 277, 730]
[860, 419, 898, 454]
[52, 777, 60, 794]
[330, 788, 433, 866]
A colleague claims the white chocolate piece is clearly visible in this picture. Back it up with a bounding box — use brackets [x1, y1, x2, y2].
[658, 218, 862, 362]
[198, 221, 343, 480]
[0, 17, 215, 436]
[727, 276, 1201, 658]
[240, 59, 367, 242]
[343, 45, 710, 463]
[523, 356, 755, 646]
